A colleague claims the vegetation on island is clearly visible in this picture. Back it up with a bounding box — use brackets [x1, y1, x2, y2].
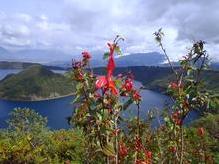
[0, 65, 73, 101]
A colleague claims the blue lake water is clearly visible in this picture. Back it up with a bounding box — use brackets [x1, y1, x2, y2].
[0, 69, 199, 129]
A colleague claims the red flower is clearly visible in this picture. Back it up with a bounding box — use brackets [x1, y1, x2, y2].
[176, 119, 182, 126]
[123, 79, 133, 92]
[119, 142, 128, 158]
[82, 51, 91, 60]
[95, 76, 118, 95]
[144, 150, 152, 159]
[76, 72, 83, 81]
[169, 82, 178, 90]
[95, 43, 118, 95]
[96, 76, 107, 89]
[72, 60, 82, 69]
[169, 146, 177, 153]
[112, 128, 121, 136]
[172, 111, 180, 119]
[135, 136, 143, 152]
[197, 127, 205, 137]
[135, 160, 146, 164]
[107, 43, 116, 79]
[108, 79, 118, 95]
[133, 90, 141, 101]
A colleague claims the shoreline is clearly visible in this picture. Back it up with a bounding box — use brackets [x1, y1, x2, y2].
[0, 93, 75, 102]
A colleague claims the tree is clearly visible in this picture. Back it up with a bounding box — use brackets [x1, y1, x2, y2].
[7, 108, 47, 134]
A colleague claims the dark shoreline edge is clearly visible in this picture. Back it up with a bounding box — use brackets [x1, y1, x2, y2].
[0, 93, 74, 102]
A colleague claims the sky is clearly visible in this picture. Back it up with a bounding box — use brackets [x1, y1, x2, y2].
[0, 0, 219, 61]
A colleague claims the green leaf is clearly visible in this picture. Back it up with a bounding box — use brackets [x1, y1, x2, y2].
[114, 79, 122, 88]
[73, 95, 81, 103]
[103, 52, 110, 60]
[115, 46, 122, 56]
[102, 142, 115, 157]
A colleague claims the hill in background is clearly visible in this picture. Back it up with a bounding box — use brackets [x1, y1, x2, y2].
[0, 65, 73, 101]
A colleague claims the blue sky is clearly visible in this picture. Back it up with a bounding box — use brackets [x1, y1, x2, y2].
[0, 0, 219, 61]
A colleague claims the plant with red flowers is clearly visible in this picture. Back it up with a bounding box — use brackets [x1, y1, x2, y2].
[70, 31, 215, 163]
[71, 35, 143, 163]
[153, 28, 213, 163]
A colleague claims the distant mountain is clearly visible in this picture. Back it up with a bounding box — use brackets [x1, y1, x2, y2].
[0, 61, 66, 70]
[211, 62, 219, 70]
[0, 47, 73, 63]
[0, 65, 73, 101]
[115, 52, 166, 67]
[52, 52, 166, 68]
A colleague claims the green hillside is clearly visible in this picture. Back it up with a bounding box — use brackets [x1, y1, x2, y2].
[94, 66, 219, 94]
[0, 65, 74, 101]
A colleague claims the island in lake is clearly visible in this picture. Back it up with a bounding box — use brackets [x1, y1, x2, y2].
[0, 65, 74, 101]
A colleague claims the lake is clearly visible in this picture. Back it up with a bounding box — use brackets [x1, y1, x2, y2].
[0, 69, 199, 129]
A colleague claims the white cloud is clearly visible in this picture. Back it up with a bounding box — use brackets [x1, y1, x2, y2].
[0, 0, 219, 61]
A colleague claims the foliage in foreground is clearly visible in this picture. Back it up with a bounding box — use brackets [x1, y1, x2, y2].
[0, 108, 85, 163]
[70, 32, 218, 163]
[0, 108, 218, 163]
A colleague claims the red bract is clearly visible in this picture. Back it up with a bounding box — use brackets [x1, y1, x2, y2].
[171, 111, 183, 126]
[169, 146, 177, 153]
[144, 150, 152, 159]
[169, 82, 178, 90]
[112, 128, 120, 136]
[135, 160, 147, 164]
[95, 43, 118, 95]
[133, 90, 141, 101]
[76, 72, 83, 81]
[96, 76, 107, 89]
[72, 60, 82, 69]
[197, 127, 205, 137]
[183, 99, 189, 109]
[82, 51, 91, 60]
[135, 136, 143, 152]
[123, 79, 133, 92]
[95, 76, 118, 95]
[119, 142, 128, 158]
[176, 119, 182, 126]
[107, 43, 116, 79]
[108, 79, 118, 95]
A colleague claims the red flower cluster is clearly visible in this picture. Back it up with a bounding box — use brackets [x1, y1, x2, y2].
[169, 82, 183, 90]
[197, 127, 205, 137]
[169, 82, 178, 90]
[95, 43, 118, 95]
[172, 111, 182, 126]
[133, 90, 141, 102]
[169, 146, 177, 153]
[82, 51, 91, 60]
[135, 136, 143, 152]
[119, 142, 128, 159]
[144, 150, 152, 159]
[72, 60, 82, 69]
[122, 79, 133, 92]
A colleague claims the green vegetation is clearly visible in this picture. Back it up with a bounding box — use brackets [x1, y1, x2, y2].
[0, 65, 74, 100]
[0, 109, 218, 163]
[191, 113, 219, 161]
[0, 108, 85, 163]
[94, 66, 219, 94]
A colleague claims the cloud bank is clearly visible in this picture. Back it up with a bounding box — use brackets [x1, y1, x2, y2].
[0, 0, 218, 61]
